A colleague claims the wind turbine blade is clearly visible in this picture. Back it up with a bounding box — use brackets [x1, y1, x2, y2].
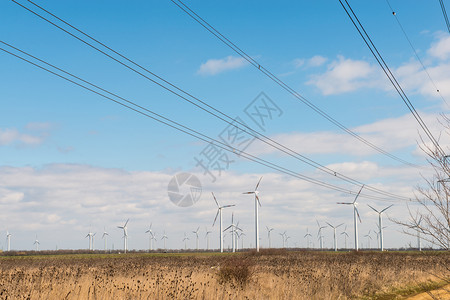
[242, 192, 254, 194]
[353, 185, 365, 203]
[255, 176, 263, 190]
[316, 219, 320, 227]
[381, 204, 394, 213]
[211, 192, 219, 207]
[256, 195, 262, 206]
[367, 204, 379, 213]
[224, 225, 232, 232]
[337, 223, 344, 228]
[124, 219, 129, 227]
[212, 209, 219, 227]
[337, 202, 352, 205]
[355, 206, 362, 223]
[326, 222, 334, 228]
[222, 204, 236, 208]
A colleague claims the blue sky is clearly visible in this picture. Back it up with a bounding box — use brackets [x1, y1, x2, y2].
[1, 0, 450, 251]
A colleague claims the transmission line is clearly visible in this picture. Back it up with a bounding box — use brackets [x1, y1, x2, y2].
[10, 1, 413, 201]
[439, 0, 450, 33]
[385, 0, 449, 108]
[0, 41, 411, 202]
[169, 0, 421, 169]
[338, 0, 446, 159]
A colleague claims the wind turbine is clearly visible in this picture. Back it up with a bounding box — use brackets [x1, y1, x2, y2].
[182, 232, 189, 250]
[192, 227, 200, 250]
[212, 192, 235, 253]
[145, 223, 154, 251]
[304, 228, 312, 249]
[412, 216, 424, 251]
[340, 226, 349, 249]
[6, 231, 11, 251]
[33, 234, 40, 251]
[117, 219, 129, 253]
[266, 226, 274, 248]
[326, 222, 344, 251]
[161, 231, 168, 250]
[367, 204, 393, 251]
[224, 213, 242, 253]
[337, 185, 364, 251]
[102, 227, 109, 251]
[205, 227, 212, 250]
[85, 229, 95, 251]
[316, 220, 327, 250]
[243, 176, 263, 252]
[364, 231, 372, 249]
[279, 231, 287, 248]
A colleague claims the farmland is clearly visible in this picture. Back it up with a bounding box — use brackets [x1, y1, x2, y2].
[0, 250, 448, 299]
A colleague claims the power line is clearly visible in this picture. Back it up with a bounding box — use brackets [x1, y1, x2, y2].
[338, 0, 446, 159]
[385, 0, 449, 108]
[169, 0, 421, 169]
[438, 0, 450, 33]
[10, 1, 412, 201]
[0, 41, 411, 202]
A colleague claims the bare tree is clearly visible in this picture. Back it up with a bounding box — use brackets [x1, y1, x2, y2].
[392, 115, 450, 250]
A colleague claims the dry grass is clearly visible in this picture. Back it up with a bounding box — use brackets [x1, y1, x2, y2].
[0, 250, 448, 299]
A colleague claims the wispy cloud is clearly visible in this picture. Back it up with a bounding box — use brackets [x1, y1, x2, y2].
[197, 56, 248, 76]
[0, 128, 45, 146]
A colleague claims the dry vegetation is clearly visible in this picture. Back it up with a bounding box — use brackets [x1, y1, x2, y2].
[0, 250, 448, 299]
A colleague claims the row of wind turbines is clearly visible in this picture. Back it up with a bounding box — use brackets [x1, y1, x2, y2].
[5, 180, 418, 252]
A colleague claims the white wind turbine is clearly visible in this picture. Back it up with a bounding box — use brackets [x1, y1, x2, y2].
[102, 227, 109, 251]
[161, 231, 168, 250]
[317, 221, 327, 250]
[192, 227, 200, 250]
[6, 231, 11, 251]
[326, 222, 344, 251]
[304, 228, 312, 249]
[279, 231, 287, 248]
[364, 231, 372, 249]
[85, 229, 95, 251]
[243, 176, 263, 252]
[340, 226, 349, 249]
[412, 216, 424, 251]
[367, 204, 393, 251]
[33, 234, 40, 251]
[117, 219, 129, 253]
[266, 226, 274, 248]
[145, 223, 154, 251]
[337, 185, 364, 251]
[205, 227, 212, 250]
[224, 213, 242, 253]
[183, 232, 190, 250]
[212, 192, 235, 253]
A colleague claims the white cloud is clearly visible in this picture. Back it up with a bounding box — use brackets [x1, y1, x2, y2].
[0, 128, 45, 146]
[247, 112, 444, 158]
[306, 34, 450, 101]
[307, 55, 380, 95]
[427, 33, 450, 61]
[307, 55, 327, 67]
[197, 56, 248, 75]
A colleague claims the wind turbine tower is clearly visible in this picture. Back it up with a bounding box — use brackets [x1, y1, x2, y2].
[117, 219, 129, 253]
[6, 231, 11, 251]
[145, 223, 154, 251]
[212, 192, 235, 253]
[266, 226, 274, 248]
[34, 234, 40, 251]
[102, 227, 109, 251]
[326, 222, 344, 251]
[243, 176, 263, 252]
[304, 228, 312, 248]
[192, 227, 200, 250]
[205, 227, 212, 250]
[367, 204, 393, 251]
[337, 185, 364, 251]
